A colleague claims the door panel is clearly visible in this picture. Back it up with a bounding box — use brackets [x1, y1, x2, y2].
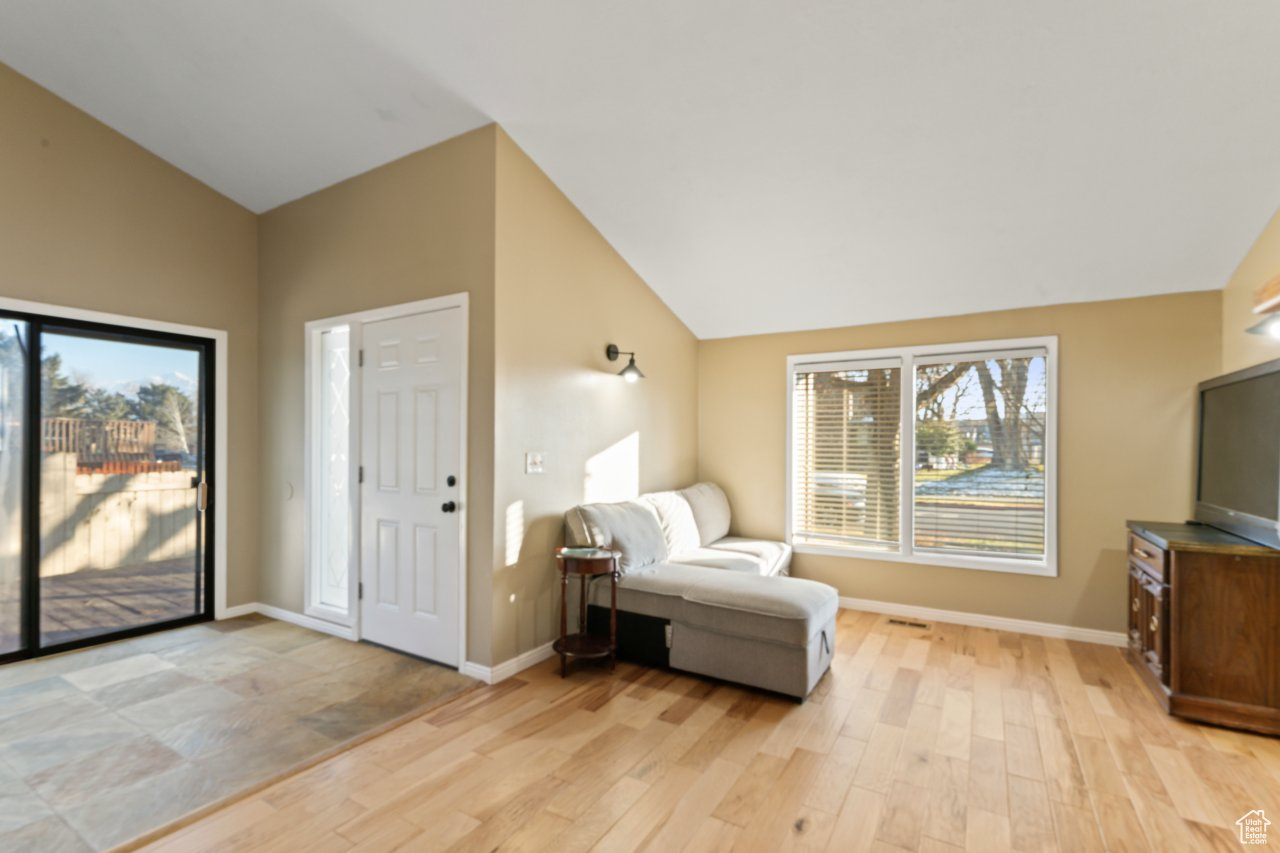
[414, 389, 437, 492]
[377, 391, 399, 491]
[360, 308, 462, 665]
[376, 520, 399, 605]
[414, 525, 437, 615]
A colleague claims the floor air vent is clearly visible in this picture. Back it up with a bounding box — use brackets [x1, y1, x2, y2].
[886, 618, 931, 630]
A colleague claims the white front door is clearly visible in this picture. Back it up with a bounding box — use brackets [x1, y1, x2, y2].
[359, 306, 463, 665]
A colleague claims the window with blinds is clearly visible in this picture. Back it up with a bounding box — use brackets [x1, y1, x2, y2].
[788, 339, 1056, 575]
[791, 360, 902, 551]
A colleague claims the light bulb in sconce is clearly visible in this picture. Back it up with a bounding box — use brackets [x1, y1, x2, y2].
[605, 344, 645, 382]
[1246, 314, 1280, 340]
[620, 355, 643, 382]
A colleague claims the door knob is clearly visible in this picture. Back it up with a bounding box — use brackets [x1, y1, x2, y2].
[441, 501, 457, 513]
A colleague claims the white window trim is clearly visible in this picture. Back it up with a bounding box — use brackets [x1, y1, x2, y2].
[785, 335, 1058, 578]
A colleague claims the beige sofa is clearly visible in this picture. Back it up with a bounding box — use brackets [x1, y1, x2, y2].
[564, 483, 837, 699]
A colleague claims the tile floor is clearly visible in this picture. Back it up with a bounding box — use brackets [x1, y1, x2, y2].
[0, 614, 477, 851]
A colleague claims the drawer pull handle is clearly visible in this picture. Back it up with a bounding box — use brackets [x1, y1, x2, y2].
[1132, 547, 1156, 560]
[1149, 614, 1159, 633]
[1132, 597, 1140, 613]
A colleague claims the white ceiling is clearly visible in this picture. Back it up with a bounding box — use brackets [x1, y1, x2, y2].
[3, 2, 1280, 339]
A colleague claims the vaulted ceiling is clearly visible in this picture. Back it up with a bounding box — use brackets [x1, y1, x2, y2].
[3, 2, 1279, 338]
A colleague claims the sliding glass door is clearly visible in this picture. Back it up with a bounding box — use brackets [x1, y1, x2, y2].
[0, 313, 214, 662]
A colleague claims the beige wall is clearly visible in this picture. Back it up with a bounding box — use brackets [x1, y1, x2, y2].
[697, 292, 1221, 633]
[256, 126, 498, 663]
[0, 64, 261, 606]
[1222, 206, 1280, 373]
[6, 52, 1261, 654]
[491, 130, 699, 662]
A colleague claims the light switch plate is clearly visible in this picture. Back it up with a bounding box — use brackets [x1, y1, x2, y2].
[525, 452, 545, 475]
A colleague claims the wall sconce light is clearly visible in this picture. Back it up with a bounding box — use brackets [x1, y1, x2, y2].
[605, 344, 645, 382]
[1246, 314, 1280, 339]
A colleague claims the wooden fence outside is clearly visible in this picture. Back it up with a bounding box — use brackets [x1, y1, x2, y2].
[43, 417, 156, 459]
[41, 418, 182, 474]
[39, 453, 197, 577]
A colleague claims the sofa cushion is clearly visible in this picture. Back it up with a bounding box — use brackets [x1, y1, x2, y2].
[587, 562, 713, 619]
[681, 573, 838, 647]
[706, 537, 792, 577]
[681, 482, 731, 545]
[667, 548, 764, 575]
[644, 491, 702, 556]
[563, 507, 596, 548]
[565, 500, 668, 573]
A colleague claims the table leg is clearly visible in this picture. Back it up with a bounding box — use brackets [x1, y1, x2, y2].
[559, 565, 568, 678]
[610, 566, 619, 671]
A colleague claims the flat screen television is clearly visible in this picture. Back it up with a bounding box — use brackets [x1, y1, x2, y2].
[1196, 357, 1280, 549]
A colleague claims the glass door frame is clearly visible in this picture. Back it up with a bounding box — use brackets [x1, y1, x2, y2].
[0, 308, 217, 664]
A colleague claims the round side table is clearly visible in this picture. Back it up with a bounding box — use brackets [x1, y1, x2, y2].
[553, 547, 620, 677]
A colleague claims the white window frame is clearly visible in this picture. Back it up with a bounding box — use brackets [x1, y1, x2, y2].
[785, 335, 1058, 577]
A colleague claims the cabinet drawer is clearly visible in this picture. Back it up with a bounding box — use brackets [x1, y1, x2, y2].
[1128, 532, 1167, 582]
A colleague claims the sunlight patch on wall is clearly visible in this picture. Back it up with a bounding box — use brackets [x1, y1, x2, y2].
[504, 499, 525, 567]
[584, 432, 639, 504]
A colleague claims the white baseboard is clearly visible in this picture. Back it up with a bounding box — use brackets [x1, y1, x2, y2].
[839, 596, 1128, 647]
[460, 641, 557, 685]
[457, 661, 491, 682]
[218, 602, 257, 620]
[218, 602, 357, 641]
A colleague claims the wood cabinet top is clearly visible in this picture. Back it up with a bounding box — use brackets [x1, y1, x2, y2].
[1127, 520, 1278, 557]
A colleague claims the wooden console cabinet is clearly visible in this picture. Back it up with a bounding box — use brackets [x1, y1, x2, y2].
[1126, 521, 1280, 735]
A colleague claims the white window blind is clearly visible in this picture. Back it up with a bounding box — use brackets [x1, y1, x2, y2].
[791, 360, 902, 551]
[788, 338, 1056, 576]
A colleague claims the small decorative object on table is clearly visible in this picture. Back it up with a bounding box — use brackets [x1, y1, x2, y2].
[554, 547, 620, 677]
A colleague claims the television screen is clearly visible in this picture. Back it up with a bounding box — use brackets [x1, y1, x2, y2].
[1198, 369, 1280, 523]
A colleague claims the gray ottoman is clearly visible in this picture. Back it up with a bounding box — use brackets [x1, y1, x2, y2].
[669, 572, 838, 699]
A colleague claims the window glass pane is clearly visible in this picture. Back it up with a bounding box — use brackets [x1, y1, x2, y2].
[913, 354, 1047, 559]
[0, 320, 26, 655]
[39, 332, 205, 646]
[792, 364, 901, 550]
[317, 327, 351, 612]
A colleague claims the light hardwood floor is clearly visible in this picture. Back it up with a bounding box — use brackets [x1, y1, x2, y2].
[140, 608, 1280, 852]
